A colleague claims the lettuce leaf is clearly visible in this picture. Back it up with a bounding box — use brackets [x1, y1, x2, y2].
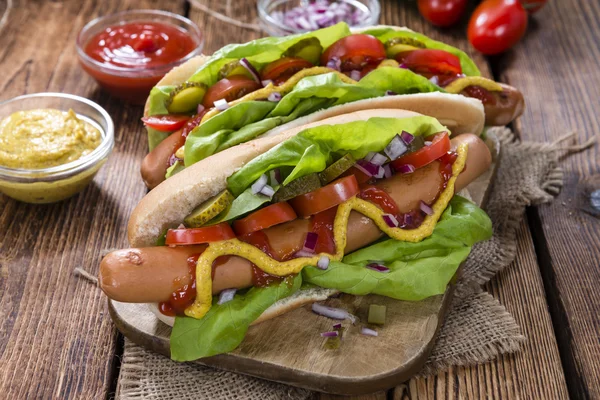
[227, 115, 446, 196]
[302, 196, 492, 300]
[209, 184, 280, 224]
[363, 27, 481, 77]
[170, 275, 302, 361]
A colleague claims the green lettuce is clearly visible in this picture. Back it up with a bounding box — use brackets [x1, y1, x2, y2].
[227, 115, 446, 196]
[170, 275, 302, 361]
[303, 196, 492, 300]
[209, 184, 280, 224]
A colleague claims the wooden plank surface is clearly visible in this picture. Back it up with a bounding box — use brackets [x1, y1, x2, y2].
[0, 0, 186, 398]
[498, 1, 600, 399]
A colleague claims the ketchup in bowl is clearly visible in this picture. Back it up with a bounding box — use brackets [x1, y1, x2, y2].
[77, 10, 203, 104]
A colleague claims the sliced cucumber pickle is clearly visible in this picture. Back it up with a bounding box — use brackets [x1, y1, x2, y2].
[385, 37, 426, 59]
[377, 59, 400, 69]
[273, 173, 321, 202]
[283, 37, 323, 65]
[368, 304, 386, 325]
[184, 190, 234, 227]
[407, 135, 425, 153]
[218, 60, 251, 80]
[167, 82, 208, 114]
[318, 153, 355, 185]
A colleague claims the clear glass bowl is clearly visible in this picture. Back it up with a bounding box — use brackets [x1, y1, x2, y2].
[258, 0, 381, 36]
[0, 93, 114, 204]
[76, 10, 204, 104]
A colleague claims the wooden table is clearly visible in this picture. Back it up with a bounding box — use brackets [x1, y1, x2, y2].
[0, 0, 598, 398]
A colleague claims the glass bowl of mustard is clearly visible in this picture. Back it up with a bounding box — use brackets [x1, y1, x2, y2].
[0, 93, 114, 203]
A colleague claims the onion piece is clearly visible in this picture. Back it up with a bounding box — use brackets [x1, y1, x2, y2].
[382, 214, 399, 228]
[366, 263, 390, 273]
[261, 79, 273, 87]
[394, 164, 416, 174]
[399, 63, 408, 69]
[295, 249, 315, 258]
[333, 323, 342, 329]
[269, 168, 281, 186]
[214, 98, 229, 111]
[400, 130, 414, 145]
[349, 70, 361, 81]
[374, 166, 385, 179]
[317, 255, 330, 270]
[320, 331, 339, 337]
[361, 327, 378, 336]
[303, 232, 318, 252]
[259, 185, 275, 198]
[385, 90, 397, 96]
[197, 104, 205, 114]
[240, 58, 261, 84]
[251, 174, 268, 194]
[268, 92, 282, 102]
[217, 288, 237, 305]
[403, 213, 413, 226]
[355, 159, 380, 176]
[384, 134, 408, 160]
[420, 201, 434, 216]
[326, 57, 341, 71]
[365, 151, 377, 162]
[312, 303, 357, 324]
[276, 1, 369, 31]
[370, 153, 388, 166]
[383, 164, 392, 179]
[424, 141, 432, 146]
[429, 76, 439, 85]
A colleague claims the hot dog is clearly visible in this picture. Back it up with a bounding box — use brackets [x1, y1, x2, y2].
[141, 23, 522, 189]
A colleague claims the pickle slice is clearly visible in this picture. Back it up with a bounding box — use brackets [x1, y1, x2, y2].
[385, 37, 426, 59]
[218, 60, 251, 80]
[377, 59, 400, 69]
[184, 190, 234, 227]
[273, 173, 321, 202]
[318, 154, 355, 185]
[368, 304, 386, 325]
[167, 82, 208, 114]
[283, 37, 323, 65]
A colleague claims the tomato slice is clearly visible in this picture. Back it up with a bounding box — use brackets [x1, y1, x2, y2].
[165, 223, 236, 245]
[311, 206, 338, 254]
[141, 114, 190, 132]
[233, 202, 297, 236]
[261, 57, 314, 85]
[167, 109, 209, 167]
[202, 75, 261, 108]
[289, 175, 359, 218]
[395, 49, 462, 76]
[321, 34, 386, 71]
[390, 132, 451, 171]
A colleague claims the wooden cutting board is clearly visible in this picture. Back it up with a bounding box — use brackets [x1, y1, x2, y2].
[109, 132, 500, 395]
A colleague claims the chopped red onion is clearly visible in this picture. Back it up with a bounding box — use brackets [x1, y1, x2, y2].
[424, 141, 432, 146]
[312, 303, 357, 324]
[275, 0, 369, 31]
[269, 168, 281, 186]
[370, 153, 388, 166]
[303, 232, 318, 252]
[259, 184, 275, 198]
[349, 70, 361, 81]
[399, 63, 408, 69]
[333, 323, 342, 329]
[385, 90, 397, 96]
[355, 159, 380, 177]
[251, 174, 268, 194]
[326, 56, 341, 71]
[197, 104, 205, 114]
[240, 58, 261, 84]
[268, 92, 282, 102]
[420, 201, 434, 216]
[177, 223, 185, 229]
[403, 213, 413, 226]
[214, 98, 229, 111]
[382, 214, 399, 228]
[366, 263, 390, 273]
[217, 288, 237, 305]
[374, 166, 385, 179]
[383, 164, 392, 179]
[394, 164, 416, 174]
[261, 79, 273, 87]
[429, 76, 439, 85]
[400, 130, 414, 145]
[361, 327, 378, 336]
[295, 249, 315, 258]
[365, 151, 376, 162]
[317, 255, 330, 270]
[384, 134, 408, 160]
[320, 331, 339, 337]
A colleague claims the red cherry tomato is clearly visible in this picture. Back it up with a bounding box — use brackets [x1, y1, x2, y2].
[141, 114, 190, 132]
[521, 0, 547, 14]
[321, 34, 386, 71]
[261, 57, 314, 85]
[233, 202, 297, 236]
[202, 75, 261, 108]
[390, 132, 451, 171]
[165, 223, 236, 246]
[289, 175, 360, 217]
[468, 0, 528, 55]
[417, 0, 468, 27]
[396, 49, 462, 76]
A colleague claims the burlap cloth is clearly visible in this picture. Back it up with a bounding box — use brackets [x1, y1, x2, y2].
[114, 128, 585, 399]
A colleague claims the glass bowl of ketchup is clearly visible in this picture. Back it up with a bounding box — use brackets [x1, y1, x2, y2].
[77, 10, 204, 104]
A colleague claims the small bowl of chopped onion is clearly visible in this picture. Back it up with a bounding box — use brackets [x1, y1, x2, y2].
[258, 0, 380, 36]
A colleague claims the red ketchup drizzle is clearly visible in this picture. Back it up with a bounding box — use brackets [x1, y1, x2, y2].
[310, 207, 338, 254]
[422, 73, 498, 105]
[159, 253, 202, 316]
[239, 231, 286, 287]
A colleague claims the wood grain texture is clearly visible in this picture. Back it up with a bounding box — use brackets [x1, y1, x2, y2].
[497, 1, 600, 399]
[0, 0, 186, 398]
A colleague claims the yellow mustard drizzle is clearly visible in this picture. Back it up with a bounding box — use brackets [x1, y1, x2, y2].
[184, 143, 468, 319]
[200, 67, 357, 123]
[444, 76, 503, 94]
